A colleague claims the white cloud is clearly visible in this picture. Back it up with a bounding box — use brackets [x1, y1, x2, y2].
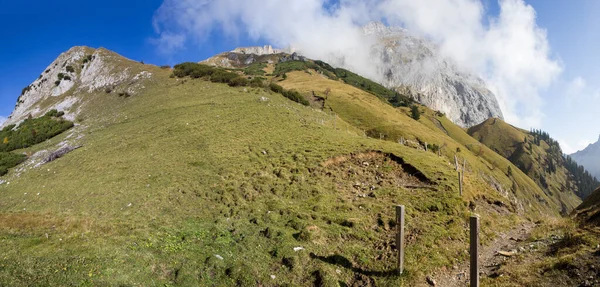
[0, 116, 6, 127]
[566, 77, 586, 98]
[152, 0, 560, 128]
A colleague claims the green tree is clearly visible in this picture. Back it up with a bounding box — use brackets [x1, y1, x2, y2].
[410, 105, 421, 121]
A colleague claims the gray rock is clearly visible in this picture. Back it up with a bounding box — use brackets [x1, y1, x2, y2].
[361, 22, 503, 127]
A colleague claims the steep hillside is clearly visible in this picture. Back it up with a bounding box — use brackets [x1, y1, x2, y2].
[468, 118, 597, 212]
[571, 135, 600, 180]
[575, 186, 600, 226]
[0, 47, 578, 286]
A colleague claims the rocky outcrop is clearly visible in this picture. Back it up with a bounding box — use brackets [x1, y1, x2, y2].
[361, 22, 503, 127]
[232, 45, 285, 56]
[571, 135, 600, 180]
[2, 47, 151, 128]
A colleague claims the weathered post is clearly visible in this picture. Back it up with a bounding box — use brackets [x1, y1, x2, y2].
[396, 205, 405, 275]
[470, 216, 480, 287]
[458, 171, 463, 196]
[454, 154, 459, 171]
[425, 142, 428, 152]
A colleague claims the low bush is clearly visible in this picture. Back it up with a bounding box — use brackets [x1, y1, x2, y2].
[210, 70, 238, 83]
[63, 75, 71, 81]
[0, 152, 26, 176]
[54, 80, 61, 86]
[269, 83, 284, 94]
[0, 112, 74, 152]
[228, 77, 249, 87]
[57, 73, 65, 80]
[82, 55, 93, 64]
[65, 65, 75, 73]
[249, 77, 265, 88]
[270, 83, 309, 106]
[173, 62, 216, 78]
[243, 62, 267, 76]
[21, 85, 32, 95]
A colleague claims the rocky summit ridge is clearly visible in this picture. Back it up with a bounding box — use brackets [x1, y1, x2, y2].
[363, 22, 504, 127]
[225, 22, 504, 128]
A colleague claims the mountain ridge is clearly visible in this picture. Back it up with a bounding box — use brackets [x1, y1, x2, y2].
[571, 135, 600, 181]
[0, 45, 590, 286]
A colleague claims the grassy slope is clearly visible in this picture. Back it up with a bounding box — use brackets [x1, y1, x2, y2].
[279, 70, 572, 217]
[0, 52, 574, 286]
[467, 118, 581, 213]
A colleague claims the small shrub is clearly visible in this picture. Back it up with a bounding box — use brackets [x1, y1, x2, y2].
[268, 83, 308, 105]
[21, 85, 32, 95]
[427, 143, 440, 153]
[173, 62, 216, 78]
[45, 109, 59, 117]
[269, 83, 284, 94]
[249, 77, 265, 88]
[44, 69, 50, 73]
[57, 73, 65, 80]
[105, 87, 113, 93]
[54, 80, 61, 86]
[65, 65, 75, 73]
[228, 77, 249, 87]
[63, 75, 71, 81]
[210, 70, 238, 83]
[410, 105, 421, 120]
[0, 152, 27, 176]
[118, 92, 131, 98]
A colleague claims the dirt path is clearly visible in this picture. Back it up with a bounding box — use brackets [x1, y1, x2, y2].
[431, 221, 536, 287]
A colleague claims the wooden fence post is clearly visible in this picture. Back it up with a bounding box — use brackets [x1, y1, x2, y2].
[470, 216, 479, 287]
[425, 142, 428, 151]
[454, 154, 459, 171]
[458, 171, 463, 196]
[396, 205, 405, 275]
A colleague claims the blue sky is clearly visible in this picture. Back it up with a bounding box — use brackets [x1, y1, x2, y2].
[0, 0, 598, 153]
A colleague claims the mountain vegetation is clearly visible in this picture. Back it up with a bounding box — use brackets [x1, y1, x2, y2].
[0, 46, 597, 286]
[0, 109, 73, 152]
[468, 118, 598, 209]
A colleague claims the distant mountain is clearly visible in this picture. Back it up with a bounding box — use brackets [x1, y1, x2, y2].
[571, 135, 600, 180]
[362, 22, 504, 127]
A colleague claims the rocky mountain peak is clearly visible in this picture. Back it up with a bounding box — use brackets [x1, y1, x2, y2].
[231, 45, 289, 56]
[359, 22, 504, 127]
[571, 136, 600, 180]
[2, 46, 153, 128]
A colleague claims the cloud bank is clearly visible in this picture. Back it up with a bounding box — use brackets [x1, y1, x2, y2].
[153, 0, 561, 128]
